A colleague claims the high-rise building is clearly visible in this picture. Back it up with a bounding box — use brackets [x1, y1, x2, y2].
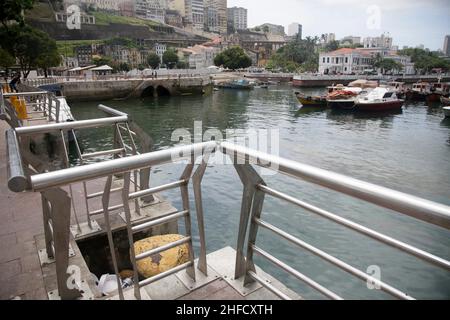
[363, 33, 393, 49]
[167, 0, 185, 16]
[185, 0, 204, 31]
[287, 22, 302, 39]
[204, 0, 227, 35]
[135, 0, 167, 23]
[227, 6, 247, 31]
[443, 35, 450, 56]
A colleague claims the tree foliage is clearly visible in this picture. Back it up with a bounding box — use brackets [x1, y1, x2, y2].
[267, 37, 319, 72]
[162, 48, 179, 69]
[0, 48, 15, 69]
[92, 56, 111, 66]
[324, 40, 339, 52]
[0, 0, 35, 29]
[214, 46, 252, 70]
[398, 48, 450, 73]
[147, 52, 161, 69]
[374, 58, 403, 74]
[0, 24, 60, 78]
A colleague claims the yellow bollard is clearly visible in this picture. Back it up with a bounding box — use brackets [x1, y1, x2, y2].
[17, 98, 28, 120]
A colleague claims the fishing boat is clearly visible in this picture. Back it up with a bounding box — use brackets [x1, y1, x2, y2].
[405, 82, 431, 101]
[426, 82, 450, 103]
[216, 79, 253, 90]
[381, 81, 407, 99]
[355, 87, 404, 112]
[326, 87, 362, 110]
[295, 91, 327, 107]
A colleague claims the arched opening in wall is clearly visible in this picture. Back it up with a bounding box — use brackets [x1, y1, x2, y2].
[141, 86, 155, 98]
[156, 86, 171, 97]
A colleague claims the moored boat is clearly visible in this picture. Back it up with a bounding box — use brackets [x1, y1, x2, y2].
[295, 91, 327, 107]
[355, 87, 404, 112]
[326, 87, 362, 110]
[441, 96, 450, 105]
[406, 82, 431, 101]
[216, 79, 253, 90]
[443, 106, 450, 118]
[426, 82, 450, 103]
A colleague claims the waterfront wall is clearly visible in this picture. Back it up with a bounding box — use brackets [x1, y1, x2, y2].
[61, 77, 212, 102]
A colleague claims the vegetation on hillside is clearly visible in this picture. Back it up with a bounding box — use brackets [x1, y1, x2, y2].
[92, 12, 161, 28]
[56, 39, 103, 57]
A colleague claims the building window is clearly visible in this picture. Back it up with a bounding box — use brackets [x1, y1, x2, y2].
[345, 57, 348, 63]
[323, 57, 325, 63]
[327, 57, 330, 63]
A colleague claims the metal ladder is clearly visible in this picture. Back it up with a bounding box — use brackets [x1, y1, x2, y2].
[101, 161, 198, 300]
[71, 121, 142, 237]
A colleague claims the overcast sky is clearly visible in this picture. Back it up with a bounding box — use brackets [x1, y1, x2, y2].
[227, 0, 450, 50]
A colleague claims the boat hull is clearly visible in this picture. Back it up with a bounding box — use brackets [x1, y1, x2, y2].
[444, 107, 450, 118]
[327, 100, 356, 110]
[355, 100, 404, 112]
[440, 96, 450, 105]
[426, 93, 442, 103]
[295, 93, 327, 107]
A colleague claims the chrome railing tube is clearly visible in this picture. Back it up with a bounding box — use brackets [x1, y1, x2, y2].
[6, 129, 28, 192]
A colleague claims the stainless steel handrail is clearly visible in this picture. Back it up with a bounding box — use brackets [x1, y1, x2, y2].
[6, 129, 28, 192]
[28, 141, 216, 191]
[15, 116, 129, 135]
[98, 104, 128, 117]
[220, 142, 450, 230]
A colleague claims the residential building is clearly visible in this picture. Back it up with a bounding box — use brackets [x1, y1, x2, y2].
[165, 9, 183, 28]
[256, 23, 285, 36]
[180, 45, 218, 69]
[55, 11, 96, 24]
[444, 35, 450, 56]
[185, 0, 204, 31]
[287, 23, 302, 38]
[118, 0, 135, 17]
[204, 0, 227, 35]
[227, 6, 247, 31]
[167, 0, 185, 16]
[340, 36, 361, 46]
[154, 43, 167, 61]
[322, 33, 335, 44]
[319, 48, 373, 74]
[135, 0, 167, 23]
[79, 0, 121, 11]
[228, 30, 288, 66]
[363, 33, 393, 49]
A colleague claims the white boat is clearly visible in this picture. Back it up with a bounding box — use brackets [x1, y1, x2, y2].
[444, 106, 450, 118]
[355, 87, 404, 112]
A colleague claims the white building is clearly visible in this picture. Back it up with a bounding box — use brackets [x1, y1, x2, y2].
[154, 43, 167, 61]
[287, 23, 302, 39]
[322, 33, 335, 44]
[444, 35, 450, 56]
[135, 0, 167, 23]
[227, 6, 247, 31]
[363, 33, 393, 49]
[79, 0, 121, 11]
[181, 45, 218, 69]
[167, 0, 185, 16]
[185, 0, 204, 31]
[340, 36, 361, 46]
[319, 48, 373, 74]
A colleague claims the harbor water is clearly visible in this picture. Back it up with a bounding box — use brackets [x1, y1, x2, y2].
[69, 84, 450, 299]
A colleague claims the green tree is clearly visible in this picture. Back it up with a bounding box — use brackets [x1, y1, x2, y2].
[0, 0, 35, 30]
[375, 58, 403, 74]
[118, 62, 130, 72]
[267, 38, 319, 72]
[147, 52, 160, 69]
[0, 48, 15, 70]
[398, 48, 450, 74]
[162, 48, 179, 69]
[176, 60, 187, 69]
[324, 40, 339, 52]
[262, 25, 269, 33]
[92, 56, 111, 66]
[214, 46, 252, 70]
[0, 24, 60, 78]
[36, 36, 61, 77]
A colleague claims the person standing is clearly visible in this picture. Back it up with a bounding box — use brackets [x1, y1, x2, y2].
[9, 73, 21, 93]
